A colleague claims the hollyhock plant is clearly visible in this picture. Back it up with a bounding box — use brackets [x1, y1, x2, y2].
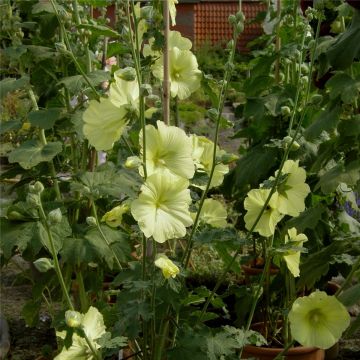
[289, 291, 350, 349]
[131, 172, 193, 243]
[244, 189, 283, 237]
[283, 227, 308, 277]
[155, 254, 180, 279]
[140, 120, 195, 179]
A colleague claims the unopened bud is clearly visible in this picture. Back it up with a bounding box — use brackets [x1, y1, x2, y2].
[228, 14, 237, 25]
[48, 208, 62, 224]
[116, 67, 136, 81]
[218, 153, 239, 164]
[55, 42, 69, 54]
[236, 11, 245, 23]
[283, 136, 300, 151]
[125, 156, 141, 169]
[140, 84, 152, 96]
[207, 108, 219, 122]
[281, 106, 291, 116]
[86, 216, 97, 226]
[33, 258, 54, 273]
[29, 181, 44, 194]
[26, 193, 40, 207]
[310, 94, 323, 105]
[235, 22, 244, 34]
[65, 310, 82, 328]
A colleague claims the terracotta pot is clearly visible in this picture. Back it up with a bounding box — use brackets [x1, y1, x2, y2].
[242, 344, 325, 360]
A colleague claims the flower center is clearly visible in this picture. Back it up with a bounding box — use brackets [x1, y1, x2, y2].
[308, 309, 323, 324]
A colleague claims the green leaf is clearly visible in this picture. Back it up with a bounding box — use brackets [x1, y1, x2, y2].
[338, 116, 360, 137]
[71, 167, 141, 199]
[223, 144, 279, 196]
[28, 108, 63, 129]
[338, 284, 360, 307]
[244, 98, 265, 120]
[194, 226, 243, 246]
[304, 104, 341, 141]
[8, 140, 62, 169]
[315, 160, 360, 194]
[78, 0, 110, 5]
[0, 76, 29, 99]
[0, 120, 22, 134]
[22, 299, 41, 327]
[344, 313, 360, 338]
[326, 10, 360, 70]
[0, 219, 43, 260]
[78, 24, 119, 38]
[326, 72, 360, 104]
[98, 333, 128, 349]
[285, 204, 326, 232]
[39, 217, 71, 254]
[107, 42, 130, 58]
[298, 240, 348, 289]
[58, 70, 110, 93]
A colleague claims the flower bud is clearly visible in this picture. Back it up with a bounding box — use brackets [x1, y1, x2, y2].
[65, 310, 82, 328]
[155, 254, 180, 279]
[7, 210, 26, 221]
[236, 11, 245, 23]
[281, 106, 291, 116]
[228, 14, 237, 25]
[26, 193, 40, 207]
[207, 108, 219, 122]
[86, 216, 97, 226]
[117, 67, 136, 81]
[283, 136, 300, 151]
[33, 258, 54, 273]
[125, 156, 142, 169]
[29, 181, 44, 194]
[48, 208, 62, 224]
[235, 22, 244, 34]
[140, 84, 152, 97]
[310, 94, 323, 105]
[101, 204, 129, 227]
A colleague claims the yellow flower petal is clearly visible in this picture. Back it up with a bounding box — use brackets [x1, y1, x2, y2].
[289, 291, 350, 349]
[283, 227, 308, 277]
[131, 172, 193, 243]
[244, 188, 283, 237]
[83, 98, 128, 151]
[155, 254, 180, 279]
[101, 204, 129, 228]
[197, 198, 228, 228]
[275, 160, 310, 217]
[152, 47, 202, 100]
[140, 120, 195, 179]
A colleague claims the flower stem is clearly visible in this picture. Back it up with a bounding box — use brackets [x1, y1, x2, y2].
[335, 256, 360, 297]
[182, 16, 240, 268]
[90, 200, 123, 270]
[81, 328, 102, 360]
[163, 0, 170, 125]
[37, 202, 74, 311]
[27, 88, 62, 201]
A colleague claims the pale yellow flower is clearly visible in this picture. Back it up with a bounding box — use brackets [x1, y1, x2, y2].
[109, 69, 139, 112]
[155, 254, 180, 279]
[83, 98, 128, 151]
[195, 198, 228, 228]
[192, 136, 229, 189]
[274, 160, 310, 217]
[169, 0, 178, 26]
[131, 172, 193, 243]
[101, 204, 129, 228]
[143, 31, 192, 58]
[244, 188, 283, 237]
[140, 120, 195, 179]
[152, 47, 202, 100]
[289, 291, 350, 349]
[283, 227, 308, 277]
[55, 307, 106, 360]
